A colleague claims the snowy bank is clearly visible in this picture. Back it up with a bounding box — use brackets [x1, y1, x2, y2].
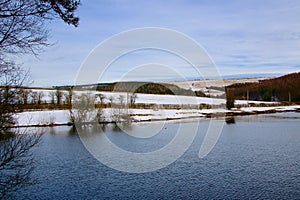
[15, 105, 300, 127]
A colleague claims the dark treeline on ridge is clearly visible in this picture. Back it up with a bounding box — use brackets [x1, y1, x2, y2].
[226, 72, 300, 102]
[97, 82, 205, 96]
[57, 82, 206, 97]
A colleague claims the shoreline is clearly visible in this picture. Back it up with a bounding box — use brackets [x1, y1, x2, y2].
[13, 105, 300, 128]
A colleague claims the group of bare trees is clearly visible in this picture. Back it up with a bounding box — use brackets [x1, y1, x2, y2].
[109, 94, 135, 124]
[20, 89, 72, 105]
[70, 92, 138, 126]
[0, 0, 80, 198]
[16, 89, 44, 105]
[106, 93, 137, 107]
[0, 0, 80, 130]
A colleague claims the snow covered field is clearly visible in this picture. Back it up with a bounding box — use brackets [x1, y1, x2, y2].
[26, 89, 277, 106]
[14, 78, 299, 127]
[14, 86, 297, 127]
[15, 104, 300, 127]
[16, 110, 70, 126]
[90, 92, 277, 106]
[170, 78, 266, 96]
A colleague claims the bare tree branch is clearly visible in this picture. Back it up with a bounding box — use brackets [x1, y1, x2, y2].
[0, 1, 80, 197]
[0, 0, 80, 55]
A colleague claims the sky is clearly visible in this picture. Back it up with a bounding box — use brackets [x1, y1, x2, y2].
[19, 0, 300, 86]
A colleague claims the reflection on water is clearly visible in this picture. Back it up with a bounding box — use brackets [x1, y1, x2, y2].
[14, 113, 300, 199]
[225, 116, 235, 124]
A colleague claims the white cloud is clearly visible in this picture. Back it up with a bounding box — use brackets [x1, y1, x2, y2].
[21, 0, 300, 86]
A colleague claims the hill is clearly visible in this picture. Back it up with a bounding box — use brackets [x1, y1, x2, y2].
[96, 82, 206, 97]
[226, 72, 300, 102]
[55, 82, 206, 97]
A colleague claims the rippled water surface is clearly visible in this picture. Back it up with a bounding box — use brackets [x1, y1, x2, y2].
[15, 113, 300, 199]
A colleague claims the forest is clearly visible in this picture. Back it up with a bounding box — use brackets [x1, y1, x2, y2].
[226, 72, 300, 102]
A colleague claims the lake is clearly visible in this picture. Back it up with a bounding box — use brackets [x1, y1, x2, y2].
[15, 113, 300, 199]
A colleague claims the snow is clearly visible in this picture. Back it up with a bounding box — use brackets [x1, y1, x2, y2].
[135, 93, 222, 105]
[100, 92, 281, 106]
[16, 110, 70, 126]
[96, 92, 278, 106]
[14, 105, 300, 126]
[14, 82, 298, 127]
[235, 100, 277, 105]
[15, 89, 299, 127]
[21, 88, 278, 106]
[240, 105, 300, 112]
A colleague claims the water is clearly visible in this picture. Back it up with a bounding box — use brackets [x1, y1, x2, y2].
[14, 113, 300, 199]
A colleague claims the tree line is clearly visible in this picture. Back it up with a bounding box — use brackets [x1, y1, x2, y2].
[226, 72, 300, 102]
[94, 81, 206, 97]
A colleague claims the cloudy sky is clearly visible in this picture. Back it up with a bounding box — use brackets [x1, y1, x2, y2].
[21, 0, 300, 86]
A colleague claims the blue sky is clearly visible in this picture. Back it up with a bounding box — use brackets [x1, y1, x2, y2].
[20, 0, 300, 86]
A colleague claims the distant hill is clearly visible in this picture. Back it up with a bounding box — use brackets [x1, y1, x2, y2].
[220, 73, 280, 80]
[96, 81, 206, 97]
[55, 81, 206, 97]
[226, 72, 300, 102]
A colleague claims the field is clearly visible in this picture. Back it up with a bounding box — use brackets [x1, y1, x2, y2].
[10, 76, 300, 127]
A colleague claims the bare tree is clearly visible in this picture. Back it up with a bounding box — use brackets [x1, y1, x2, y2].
[69, 93, 100, 126]
[96, 93, 105, 106]
[108, 96, 114, 106]
[1, 0, 80, 129]
[37, 91, 44, 104]
[110, 107, 132, 125]
[96, 108, 105, 124]
[118, 95, 125, 106]
[30, 91, 44, 104]
[0, 60, 30, 136]
[64, 88, 73, 105]
[55, 89, 62, 105]
[129, 93, 137, 106]
[110, 95, 132, 124]
[0, 0, 80, 55]
[30, 91, 38, 104]
[0, 0, 80, 197]
[0, 60, 40, 199]
[49, 91, 55, 104]
[19, 89, 29, 105]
